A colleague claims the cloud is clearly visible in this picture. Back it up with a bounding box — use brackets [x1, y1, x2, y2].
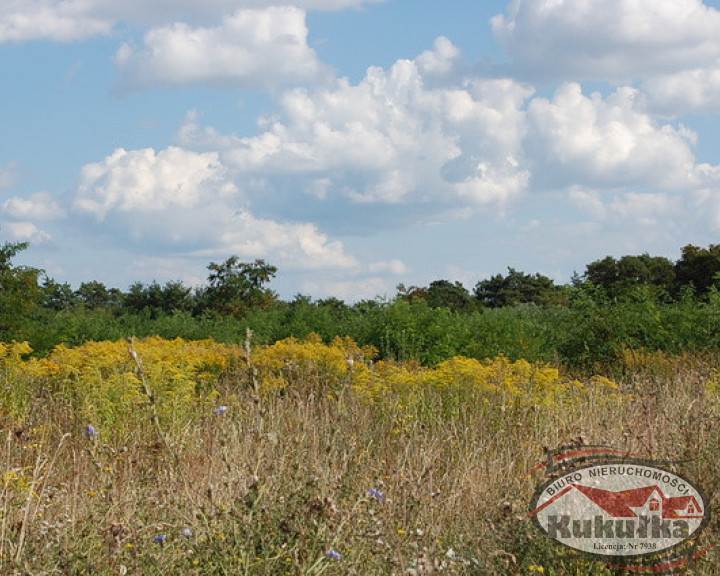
[0, 162, 18, 190]
[416, 36, 462, 77]
[300, 276, 389, 301]
[0, 0, 387, 43]
[643, 65, 720, 114]
[2, 192, 65, 220]
[72, 146, 357, 270]
[693, 188, 720, 231]
[570, 188, 681, 226]
[211, 211, 358, 270]
[179, 39, 533, 211]
[114, 7, 328, 91]
[0, 1, 110, 42]
[525, 83, 708, 189]
[492, 0, 720, 82]
[368, 259, 408, 275]
[1, 221, 52, 244]
[74, 146, 238, 220]
[94, 0, 388, 24]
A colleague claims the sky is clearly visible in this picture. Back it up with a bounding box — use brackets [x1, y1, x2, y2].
[3, 0, 720, 301]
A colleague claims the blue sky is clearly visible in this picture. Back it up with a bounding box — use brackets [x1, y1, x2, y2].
[3, 0, 720, 301]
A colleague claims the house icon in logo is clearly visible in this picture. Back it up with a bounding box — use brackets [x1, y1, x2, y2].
[530, 483, 704, 520]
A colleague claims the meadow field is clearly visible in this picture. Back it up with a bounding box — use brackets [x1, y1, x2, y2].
[1, 334, 719, 575]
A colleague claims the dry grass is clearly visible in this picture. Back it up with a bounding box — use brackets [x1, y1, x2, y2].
[1, 341, 720, 575]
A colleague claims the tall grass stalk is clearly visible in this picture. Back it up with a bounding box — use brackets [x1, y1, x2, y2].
[0, 338, 719, 574]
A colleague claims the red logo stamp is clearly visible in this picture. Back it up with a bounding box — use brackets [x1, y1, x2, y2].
[527, 445, 712, 572]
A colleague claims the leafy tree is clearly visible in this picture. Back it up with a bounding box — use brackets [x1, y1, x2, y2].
[41, 277, 77, 311]
[425, 280, 476, 313]
[315, 297, 348, 312]
[202, 257, 277, 317]
[674, 244, 720, 298]
[124, 280, 194, 317]
[395, 283, 427, 303]
[396, 280, 475, 313]
[473, 268, 565, 308]
[583, 254, 674, 300]
[75, 281, 124, 310]
[0, 238, 43, 337]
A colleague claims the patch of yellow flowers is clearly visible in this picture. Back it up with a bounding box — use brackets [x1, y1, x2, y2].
[0, 335, 620, 431]
[1, 337, 229, 432]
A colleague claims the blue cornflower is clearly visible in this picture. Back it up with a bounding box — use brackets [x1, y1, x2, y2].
[369, 488, 384, 502]
[215, 405, 228, 416]
[84, 425, 98, 438]
[325, 549, 341, 560]
[153, 534, 167, 544]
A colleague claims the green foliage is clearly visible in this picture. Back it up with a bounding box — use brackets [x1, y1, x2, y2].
[474, 268, 567, 308]
[425, 279, 476, 312]
[674, 243, 720, 298]
[397, 280, 476, 313]
[583, 253, 675, 301]
[201, 257, 277, 317]
[0, 237, 42, 340]
[75, 281, 124, 310]
[13, 239, 720, 376]
[124, 280, 194, 318]
[462, 304, 565, 364]
[41, 277, 77, 311]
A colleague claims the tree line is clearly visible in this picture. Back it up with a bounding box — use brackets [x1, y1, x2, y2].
[17, 243, 720, 318]
[3, 236, 720, 372]
[400, 246, 719, 310]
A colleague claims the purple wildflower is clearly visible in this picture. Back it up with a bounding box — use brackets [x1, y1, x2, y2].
[215, 405, 228, 416]
[182, 528, 193, 538]
[369, 488, 384, 502]
[326, 549, 341, 560]
[153, 534, 167, 544]
[84, 425, 98, 438]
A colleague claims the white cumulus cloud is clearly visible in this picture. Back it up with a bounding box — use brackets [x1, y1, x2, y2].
[114, 6, 327, 91]
[0, 1, 110, 42]
[0, 0, 388, 43]
[368, 259, 408, 275]
[72, 145, 357, 270]
[644, 65, 720, 115]
[179, 39, 533, 209]
[492, 0, 720, 82]
[1, 220, 52, 244]
[214, 211, 357, 270]
[74, 146, 237, 220]
[2, 192, 65, 220]
[570, 188, 681, 226]
[526, 83, 706, 189]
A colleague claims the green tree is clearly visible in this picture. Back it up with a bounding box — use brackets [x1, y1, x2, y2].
[425, 280, 476, 313]
[674, 244, 720, 298]
[474, 268, 565, 308]
[202, 257, 277, 317]
[583, 254, 674, 300]
[124, 280, 194, 317]
[41, 277, 77, 311]
[394, 284, 426, 306]
[0, 238, 42, 338]
[75, 281, 124, 310]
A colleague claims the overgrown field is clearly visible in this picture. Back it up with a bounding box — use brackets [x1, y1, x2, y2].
[1, 336, 720, 575]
